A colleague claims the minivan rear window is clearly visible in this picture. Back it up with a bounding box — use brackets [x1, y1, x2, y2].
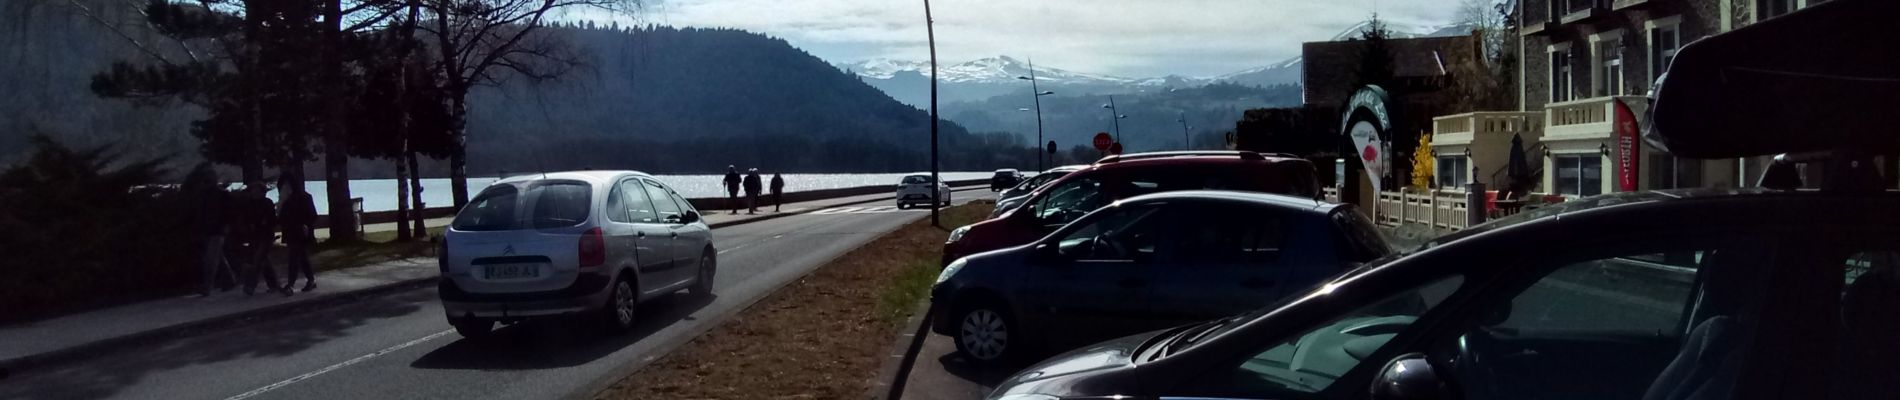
[451, 181, 593, 231]
[902, 175, 934, 184]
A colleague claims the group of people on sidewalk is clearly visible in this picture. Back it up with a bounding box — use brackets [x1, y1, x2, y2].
[724, 166, 785, 215]
[187, 165, 319, 298]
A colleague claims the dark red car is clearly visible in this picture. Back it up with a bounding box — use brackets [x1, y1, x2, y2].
[943, 151, 1321, 265]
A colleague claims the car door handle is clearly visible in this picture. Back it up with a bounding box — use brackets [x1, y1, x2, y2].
[1241, 278, 1274, 289]
[669, 231, 679, 238]
[1117, 277, 1146, 289]
[636, 231, 645, 238]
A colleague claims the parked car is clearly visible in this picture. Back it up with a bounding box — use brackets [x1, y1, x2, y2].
[990, 169, 1023, 191]
[944, 151, 1321, 265]
[439, 171, 715, 338]
[933, 190, 1389, 363]
[897, 173, 952, 209]
[992, 165, 1087, 219]
[987, 189, 1900, 400]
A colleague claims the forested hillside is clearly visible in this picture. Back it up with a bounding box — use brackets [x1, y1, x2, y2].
[0, 4, 1035, 176]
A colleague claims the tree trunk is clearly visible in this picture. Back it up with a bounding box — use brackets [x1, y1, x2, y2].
[447, 89, 469, 211]
[321, 0, 356, 242]
[394, 155, 412, 241]
[408, 148, 426, 236]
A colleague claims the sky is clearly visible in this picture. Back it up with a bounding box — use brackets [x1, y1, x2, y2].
[591, 0, 1464, 78]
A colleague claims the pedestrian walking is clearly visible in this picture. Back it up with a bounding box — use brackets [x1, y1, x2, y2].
[280, 181, 319, 292]
[770, 173, 786, 212]
[188, 164, 238, 297]
[743, 168, 763, 215]
[237, 182, 290, 296]
[724, 165, 743, 215]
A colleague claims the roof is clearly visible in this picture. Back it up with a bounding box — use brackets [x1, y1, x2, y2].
[1300, 34, 1481, 107]
[1117, 190, 1340, 214]
[494, 170, 652, 185]
[1092, 152, 1309, 171]
[1047, 165, 1088, 173]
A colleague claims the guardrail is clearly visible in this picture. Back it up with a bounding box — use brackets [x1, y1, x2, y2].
[315, 179, 989, 228]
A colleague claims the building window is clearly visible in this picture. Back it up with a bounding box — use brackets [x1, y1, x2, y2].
[1649, 23, 1681, 84]
[1551, 46, 1574, 102]
[1648, 153, 1704, 189]
[1555, 154, 1603, 196]
[1596, 39, 1624, 96]
[1759, 0, 1797, 20]
[1437, 156, 1469, 189]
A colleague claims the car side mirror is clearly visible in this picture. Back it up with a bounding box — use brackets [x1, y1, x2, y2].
[1369, 353, 1460, 400]
[678, 210, 700, 224]
[1030, 243, 1062, 263]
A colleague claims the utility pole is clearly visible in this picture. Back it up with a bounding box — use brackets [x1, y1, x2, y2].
[925, 0, 940, 227]
[1104, 96, 1125, 145]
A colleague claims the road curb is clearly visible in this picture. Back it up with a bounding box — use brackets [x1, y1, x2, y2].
[707, 185, 989, 229]
[0, 276, 439, 375]
[868, 300, 937, 400]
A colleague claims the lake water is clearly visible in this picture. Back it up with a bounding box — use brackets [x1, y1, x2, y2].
[273, 172, 994, 214]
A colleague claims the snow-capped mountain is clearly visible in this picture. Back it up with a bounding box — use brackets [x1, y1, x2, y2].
[840, 22, 1472, 107]
[840, 55, 1136, 85]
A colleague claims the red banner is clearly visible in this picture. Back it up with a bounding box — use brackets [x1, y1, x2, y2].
[1613, 99, 1641, 191]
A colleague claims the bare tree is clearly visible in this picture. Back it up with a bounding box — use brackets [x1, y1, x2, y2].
[1453, 0, 1517, 111]
[420, 0, 639, 210]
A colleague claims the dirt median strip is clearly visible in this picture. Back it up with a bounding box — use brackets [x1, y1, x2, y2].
[592, 203, 993, 400]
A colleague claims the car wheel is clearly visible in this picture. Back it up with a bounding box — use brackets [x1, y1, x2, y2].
[689, 248, 715, 297]
[599, 277, 637, 334]
[954, 302, 1016, 364]
[449, 317, 493, 339]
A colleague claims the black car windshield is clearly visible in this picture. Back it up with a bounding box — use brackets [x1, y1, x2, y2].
[902, 176, 934, 184]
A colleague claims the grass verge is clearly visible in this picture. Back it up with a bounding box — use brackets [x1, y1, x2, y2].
[593, 201, 993, 400]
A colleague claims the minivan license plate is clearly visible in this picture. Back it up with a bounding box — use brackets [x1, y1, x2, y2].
[484, 264, 540, 280]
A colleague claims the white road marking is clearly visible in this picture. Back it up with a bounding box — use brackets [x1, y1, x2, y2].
[809, 206, 924, 215]
[224, 329, 455, 400]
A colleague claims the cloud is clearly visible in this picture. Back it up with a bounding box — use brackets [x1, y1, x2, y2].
[612, 0, 1459, 77]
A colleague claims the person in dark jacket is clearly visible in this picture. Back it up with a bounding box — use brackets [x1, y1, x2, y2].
[279, 181, 319, 292]
[743, 168, 763, 214]
[724, 165, 743, 215]
[190, 166, 239, 297]
[770, 173, 786, 212]
[237, 183, 290, 296]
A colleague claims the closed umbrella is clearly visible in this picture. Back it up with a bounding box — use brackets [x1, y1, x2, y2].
[1505, 134, 1532, 199]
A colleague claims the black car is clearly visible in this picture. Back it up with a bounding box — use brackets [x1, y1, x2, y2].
[987, 189, 1900, 400]
[932, 190, 1390, 364]
[991, 169, 1023, 191]
[993, 165, 1087, 219]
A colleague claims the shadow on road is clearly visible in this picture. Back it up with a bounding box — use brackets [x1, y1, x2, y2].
[0, 289, 432, 400]
[408, 293, 716, 370]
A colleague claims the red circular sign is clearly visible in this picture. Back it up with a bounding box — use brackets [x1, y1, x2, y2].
[1093, 132, 1113, 150]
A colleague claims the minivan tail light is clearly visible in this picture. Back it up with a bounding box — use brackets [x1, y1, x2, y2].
[579, 228, 606, 268]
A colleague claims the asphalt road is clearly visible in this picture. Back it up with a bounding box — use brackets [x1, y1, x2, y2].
[1, 191, 994, 400]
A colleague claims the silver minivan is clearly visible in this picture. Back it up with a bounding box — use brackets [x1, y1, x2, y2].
[439, 171, 714, 338]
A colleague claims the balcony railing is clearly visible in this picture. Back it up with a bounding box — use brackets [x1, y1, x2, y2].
[1544, 95, 1647, 139]
[1434, 112, 1542, 141]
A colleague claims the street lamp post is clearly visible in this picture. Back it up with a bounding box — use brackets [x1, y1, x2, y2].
[924, 0, 939, 227]
[1017, 64, 1053, 171]
[1177, 113, 1192, 150]
[1102, 96, 1125, 146]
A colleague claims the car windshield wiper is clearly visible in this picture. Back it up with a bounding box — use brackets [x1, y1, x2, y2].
[1163, 316, 1242, 357]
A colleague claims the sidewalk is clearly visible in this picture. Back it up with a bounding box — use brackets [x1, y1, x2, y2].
[0, 258, 436, 372]
[4, 186, 985, 373]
